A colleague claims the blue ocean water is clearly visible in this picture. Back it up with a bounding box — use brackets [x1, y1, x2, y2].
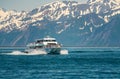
[0, 47, 120, 79]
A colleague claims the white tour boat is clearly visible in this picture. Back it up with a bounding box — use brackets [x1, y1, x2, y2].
[25, 36, 61, 54]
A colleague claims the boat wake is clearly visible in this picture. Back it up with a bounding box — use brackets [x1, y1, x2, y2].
[3, 50, 47, 55]
[2, 49, 68, 55]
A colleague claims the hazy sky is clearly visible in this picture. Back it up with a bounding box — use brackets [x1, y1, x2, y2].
[0, 0, 87, 11]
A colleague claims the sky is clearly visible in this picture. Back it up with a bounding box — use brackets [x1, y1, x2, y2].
[0, 0, 87, 11]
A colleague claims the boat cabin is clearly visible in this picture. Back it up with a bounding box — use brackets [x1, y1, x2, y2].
[27, 36, 61, 49]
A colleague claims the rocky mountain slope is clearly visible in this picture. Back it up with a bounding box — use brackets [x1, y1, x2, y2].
[0, 0, 120, 46]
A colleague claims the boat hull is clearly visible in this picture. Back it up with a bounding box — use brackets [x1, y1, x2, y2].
[24, 48, 61, 55]
[47, 48, 61, 54]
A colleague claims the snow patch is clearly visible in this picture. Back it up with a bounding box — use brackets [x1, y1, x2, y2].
[104, 16, 109, 23]
[90, 27, 93, 32]
[79, 26, 84, 30]
[57, 29, 64, 34]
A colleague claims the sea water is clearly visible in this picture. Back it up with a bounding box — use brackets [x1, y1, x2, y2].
[0, 47, 120, 79]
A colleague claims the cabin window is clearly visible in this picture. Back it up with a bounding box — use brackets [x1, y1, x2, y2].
[36, 40, 43, 43]
[44, 40, 56, 42]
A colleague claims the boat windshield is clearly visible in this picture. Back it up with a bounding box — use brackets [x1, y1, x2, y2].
[44, 40, 56, 42]
[36, 40, 43, 43]
[36, 39, 56, 43]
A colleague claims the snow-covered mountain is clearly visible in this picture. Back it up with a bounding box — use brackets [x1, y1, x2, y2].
[0, 8, 27, 32]
[0, 0, 120, 46]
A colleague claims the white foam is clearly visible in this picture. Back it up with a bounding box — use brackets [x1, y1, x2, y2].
[2, 49, 68, 55]
[28, 49, 47, 55]
[60, 49, 68, 55]
[4, 50, 47, 55]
